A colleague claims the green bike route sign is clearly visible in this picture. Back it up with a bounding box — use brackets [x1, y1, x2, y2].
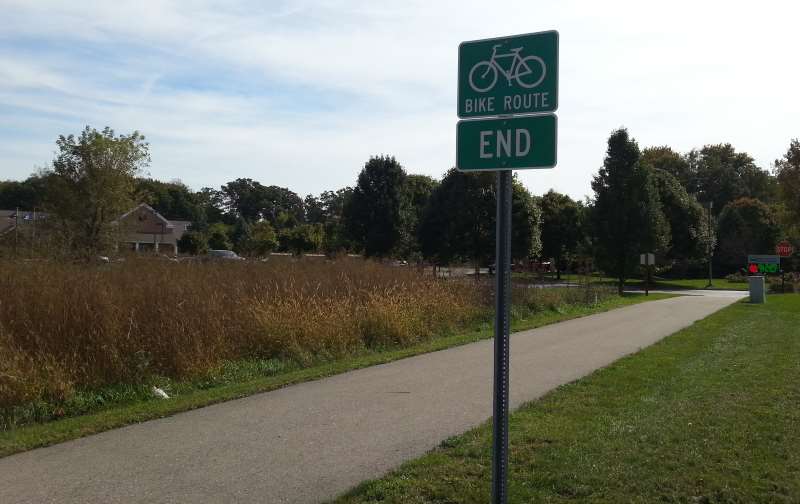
[458, 31, 558, 118]
[456, 114, 557, 171]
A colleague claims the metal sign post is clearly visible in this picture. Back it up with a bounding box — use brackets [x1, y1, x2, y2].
[492, 169, 512, 504]
[456, 30, 558, 504]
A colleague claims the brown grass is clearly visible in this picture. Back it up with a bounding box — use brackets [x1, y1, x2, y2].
[0, 257, 483, 412]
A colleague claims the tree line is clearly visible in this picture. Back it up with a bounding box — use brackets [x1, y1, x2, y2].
[1, 126, 798, 285]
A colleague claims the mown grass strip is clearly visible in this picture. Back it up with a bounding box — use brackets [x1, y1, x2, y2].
[334, 295, 800, 504]
[0, 293, 671, 458]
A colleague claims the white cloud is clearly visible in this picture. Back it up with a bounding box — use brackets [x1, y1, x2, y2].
[0, 0, 798, 200]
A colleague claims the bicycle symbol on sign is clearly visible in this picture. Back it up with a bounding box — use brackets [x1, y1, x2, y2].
[468, 44, 546, 93]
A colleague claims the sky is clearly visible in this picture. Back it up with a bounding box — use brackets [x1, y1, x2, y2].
[1, 0, 798, 201]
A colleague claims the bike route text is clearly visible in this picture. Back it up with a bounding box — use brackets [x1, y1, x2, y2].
[463, 92, 551, 115]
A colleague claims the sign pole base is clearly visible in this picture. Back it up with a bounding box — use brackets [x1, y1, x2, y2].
[492, 170, 512, 504]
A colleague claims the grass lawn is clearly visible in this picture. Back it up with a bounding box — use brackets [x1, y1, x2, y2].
[0, 292, 672, 459]
[515, 273, 749, 291]
[628, 277, 749, 291]
[335, 294, 800, 503]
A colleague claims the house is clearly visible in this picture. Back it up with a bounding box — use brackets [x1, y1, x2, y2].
[0, 209, 46, 237]
[117, 203, 192, 255]
[1, 205, 191, 254]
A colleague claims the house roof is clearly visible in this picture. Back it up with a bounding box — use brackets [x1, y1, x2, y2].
[117, 203, 173, 228]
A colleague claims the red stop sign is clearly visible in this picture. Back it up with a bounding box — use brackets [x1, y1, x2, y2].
[776, 240, 794, 257]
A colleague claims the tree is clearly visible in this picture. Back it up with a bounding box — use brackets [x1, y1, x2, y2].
[248, 221, 279, 256]
[218, 179, 303, 230]
[419, 169, 494, 268]
[135, 178, 200, 221]
[0, 176, 49, 210]
[396, 174, 438, 259]
[232, 219, 279, 257]
[280, 223, 323, 256]
[419, 169, 540, 271]
[304, 194, 326, 224]
[649, 168, 712, 263]
[219, 178, 266, 222]
[539, 190, 582, 279]
[261, 185, 304, 228]
[641, 146, 692, 190]
[591, 129, 669, 294]
[230, 217, 253, 254]
[177, 231, 208, 255]
[43, 126, 149, 254]
[775, 139, 800, 226]
[319, 188, 354, 256]
[193, 187, 226, 230]
[207, 223, 232, 250]
[511, 179, 542, 261]
[689, 144, 776, 212]
[716, 198, 780, 273]
[344, 156, 407, 257]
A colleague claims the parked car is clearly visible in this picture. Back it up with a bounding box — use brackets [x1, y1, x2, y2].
[205, 249, 245, 261]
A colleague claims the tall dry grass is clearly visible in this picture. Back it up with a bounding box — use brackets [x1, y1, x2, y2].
[0, 257, 483, 413]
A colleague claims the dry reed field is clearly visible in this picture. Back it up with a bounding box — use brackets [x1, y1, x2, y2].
[0, 257, 615, 429]
[0, 258, 484, 420]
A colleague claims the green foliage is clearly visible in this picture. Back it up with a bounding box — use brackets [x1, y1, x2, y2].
[0, 176, 49, 210]
[176, 231, 208, 256]
[344, 156, 407, 257]
[192, 187, 226, 230]
[303, 194, 326, 224]
[591, 129, 669, 293]
[419, 169, 494, 266]
[641, 146, 692, 189]
[419, 169, 540, 267]
[775, 139, 800, 233]
[43, 126, 150, 255]
[262, 185, 305, 227]
[396, 174, 438, 259]
[689, 143, 777, 211]
[219, 179, 304, 227]
[206, 223, 232, 250]
[649, 168, 712, 261]
[135, 178, 200, 221]
[716, 197, 780, 273]
[279, 223, 323, 255]
[219, 178, 264, 222]
[511, 179, 542, 260]
[248, 221, 279, 257]
[539, 190, 582, 275]
[229, 217, 255, 255]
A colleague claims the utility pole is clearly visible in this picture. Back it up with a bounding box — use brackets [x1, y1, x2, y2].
[707, 201, 713, 288]
[14, 206, 19, 257]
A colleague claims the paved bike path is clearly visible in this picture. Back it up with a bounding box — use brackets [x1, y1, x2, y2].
[0, 294, 744, 504]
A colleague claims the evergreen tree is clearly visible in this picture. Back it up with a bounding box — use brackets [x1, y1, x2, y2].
[539, 190, 581, 279]
[343, 156, 407, 257]
[591, 129, 669, 294]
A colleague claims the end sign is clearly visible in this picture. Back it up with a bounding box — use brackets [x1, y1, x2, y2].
[456, 31, 558, 172]
[457, 115, 556, 171]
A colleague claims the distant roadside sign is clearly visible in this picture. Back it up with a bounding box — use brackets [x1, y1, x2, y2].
[747, 254, 780, 274]
[639, 253, 655, 265]
[776, 240, 794, 257]
[458, 31, 558, 118]
[456, 114, 556, 171]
